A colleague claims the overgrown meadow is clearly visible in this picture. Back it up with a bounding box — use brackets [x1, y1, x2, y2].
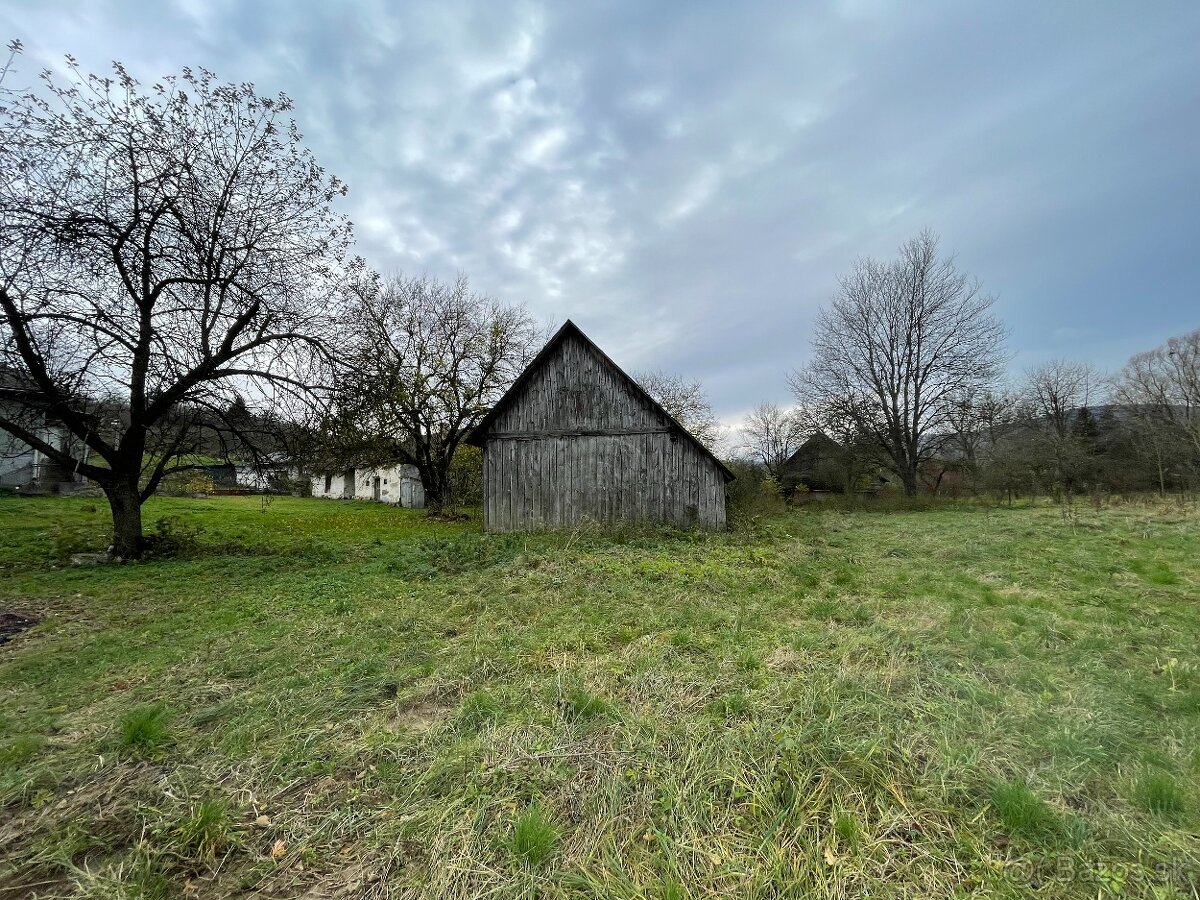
[0, 495, 1197, 898]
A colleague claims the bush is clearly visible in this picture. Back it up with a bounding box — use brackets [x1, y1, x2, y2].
[182, 472, 215, 496]
[141, 516, 205, 559]
[447, 445, 483, 507]
[725, 460, 787, 523]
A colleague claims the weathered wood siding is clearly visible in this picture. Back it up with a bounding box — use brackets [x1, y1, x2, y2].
[481, 333, 726, 531]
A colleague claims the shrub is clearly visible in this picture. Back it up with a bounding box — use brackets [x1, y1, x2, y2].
[725, 460, 788, 523]
[182, 472, 216, 497]
[141, 516, 204, 559]
[447, 444, 484, 507]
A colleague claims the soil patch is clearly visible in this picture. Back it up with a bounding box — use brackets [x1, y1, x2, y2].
[0, 611, 38, 647]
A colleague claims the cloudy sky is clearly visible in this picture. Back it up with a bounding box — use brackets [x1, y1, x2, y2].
[3, 1, 1198, 420]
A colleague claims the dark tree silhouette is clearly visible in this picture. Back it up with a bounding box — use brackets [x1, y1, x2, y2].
[792, 231, 1007, 495]
[0, 49, 352, 555]
[328, 273, 540, 509]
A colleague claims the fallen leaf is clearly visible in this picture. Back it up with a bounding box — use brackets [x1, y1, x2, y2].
[255, 815, 271, 827]
[823, 843, 838, 866]
[271, 840, 287, 860]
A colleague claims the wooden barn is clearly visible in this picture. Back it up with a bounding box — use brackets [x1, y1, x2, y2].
[466, 320, 734, 532]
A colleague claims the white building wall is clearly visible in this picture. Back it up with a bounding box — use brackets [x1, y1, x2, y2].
[236, 465, 300, 491]
[0, 413, 82, 487]
[310, 464, 424, 508]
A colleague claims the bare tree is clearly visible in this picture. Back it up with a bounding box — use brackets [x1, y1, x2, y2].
[1112, 328, 1200, 492]
[791, 230, 1007, 495]
[329, 273, 539, 509]
[0, 51, 350, 556]
[1021, 360, 1105, 497]
[940, 386, 1020, 493]
[635, 369, 723, 451]
[741, 402, 803, 476]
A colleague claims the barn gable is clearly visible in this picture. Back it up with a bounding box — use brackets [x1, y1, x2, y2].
[469, 320, 733, 479]
[467, 320, 732, 532]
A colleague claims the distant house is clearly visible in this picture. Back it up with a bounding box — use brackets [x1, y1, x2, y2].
[778, 432, 889, 495]
[466, 320, 733, 532]
[310, 463, 424, 508]
[0, 371, 91, 493]
[778, 432, 848, 493]
[233, 457, 303, 493]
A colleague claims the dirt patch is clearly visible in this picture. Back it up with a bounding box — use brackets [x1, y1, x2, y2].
[0, 611, 39, 647]
[391, 700, 450, 735]
[765, 646, 805, 673]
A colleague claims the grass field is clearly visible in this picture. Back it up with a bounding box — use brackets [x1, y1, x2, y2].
[0, 494, 1197, 899]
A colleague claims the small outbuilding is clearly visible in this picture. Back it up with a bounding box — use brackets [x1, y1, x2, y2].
[466, 320, 733, 532]
[310, 463, 425, 508]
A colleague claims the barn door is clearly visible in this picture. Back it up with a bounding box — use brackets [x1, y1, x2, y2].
[372, 476, 381, 501]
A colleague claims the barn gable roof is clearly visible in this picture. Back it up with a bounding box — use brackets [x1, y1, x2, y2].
[467, 319, 734, 482]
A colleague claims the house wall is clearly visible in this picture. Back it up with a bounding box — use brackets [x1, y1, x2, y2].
[0, 410, 82, 488]
[236, 466, 300, 492]
[0, 429, 36, 486]
[480, 332, 726, 531]
[311, 470, 353, 500]
[310, 464, 425, 508]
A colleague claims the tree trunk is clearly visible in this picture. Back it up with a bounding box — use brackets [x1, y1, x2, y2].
[106, 480, 144, 559]
[901, 468, 919, 497]
[420, 465, 451, 513]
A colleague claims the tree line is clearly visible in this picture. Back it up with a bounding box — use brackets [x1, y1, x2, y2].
[737, 232, 1199, 502]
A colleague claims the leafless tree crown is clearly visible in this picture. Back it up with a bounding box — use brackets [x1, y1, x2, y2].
[740, 402, 803, 476]
[329, 272, 540, 506]
[634, 369, 723, 451]
[792, 230, 1007, 494]
[0, 53, 352, 552]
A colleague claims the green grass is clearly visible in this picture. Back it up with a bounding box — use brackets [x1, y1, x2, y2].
[989, 778, 1065, 843]
[117, 703, 171, 754]
[508, 803, 559, 868]
[0, 493, 1197, 897]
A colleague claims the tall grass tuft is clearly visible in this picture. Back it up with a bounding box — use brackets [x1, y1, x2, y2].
[118, 703, 171, 754]
[1133, 770, 1184, 815]
[458, 690, 503, 728]
[562, 685, 612, 721]
[172, 798, 233, 860]
[508, 803, 558, 868]
[989, 778, 1062, 843]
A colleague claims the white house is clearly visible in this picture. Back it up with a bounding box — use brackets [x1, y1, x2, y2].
[310, 463, 425, 508]
[0, 376, 90, 492]
[234, 459, 302, 493]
